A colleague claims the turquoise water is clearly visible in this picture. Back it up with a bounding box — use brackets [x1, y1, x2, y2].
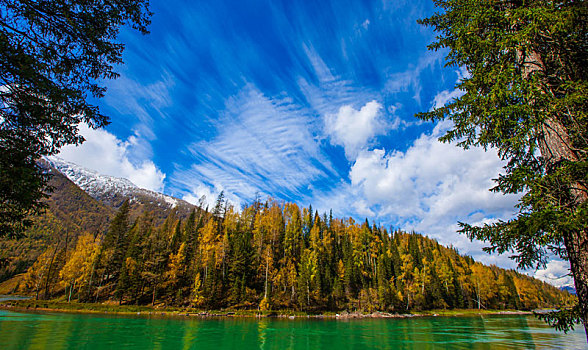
[0, 309, 585, 349]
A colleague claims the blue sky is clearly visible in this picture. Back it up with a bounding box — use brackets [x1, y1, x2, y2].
[56, 0, 571, 286]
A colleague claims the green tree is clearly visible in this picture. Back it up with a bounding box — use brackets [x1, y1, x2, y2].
[298, 248, 319, 309]
[0, 0, 151, 237]
[228, 226, 254, 306]
[418, 0, 587, 336]
[102, 200, 130, 282]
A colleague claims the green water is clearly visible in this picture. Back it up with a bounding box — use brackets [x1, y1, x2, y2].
[0, 310, 585, 349]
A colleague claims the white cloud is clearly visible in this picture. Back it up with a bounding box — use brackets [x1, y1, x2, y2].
[324, 100, 387, 159]
[57, 124, 166, 192]
[350, 122, 517, 218]
[432, 88, 464, 110]
[173, 84, 335, 206]
[328, 121, 521, 262]
[362, 19, 370, 30]
[182, 181, 244, 212]
[534, 260, 574, 289]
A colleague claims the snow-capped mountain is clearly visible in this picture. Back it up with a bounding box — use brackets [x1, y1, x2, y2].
[44, 156, 194, 218]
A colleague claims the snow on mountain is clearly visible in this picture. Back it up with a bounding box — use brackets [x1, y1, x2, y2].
[45, 156, 181, 209]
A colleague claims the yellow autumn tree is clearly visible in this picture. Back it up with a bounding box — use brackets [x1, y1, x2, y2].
[471, 263, 498, 309]
[191, 272, 204, 307]
[165, 242, 187, 292]
[20, 247, 54, 300]
[60, 233, 99, 302]
[199, 219, 219, 281]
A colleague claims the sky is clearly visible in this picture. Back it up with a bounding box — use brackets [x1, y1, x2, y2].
[57, 0, 571, 288]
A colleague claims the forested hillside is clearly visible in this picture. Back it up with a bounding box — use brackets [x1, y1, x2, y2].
[1, 160, 196, 284]
[12, 193, 575, 312]
[0, 168, 113, 282]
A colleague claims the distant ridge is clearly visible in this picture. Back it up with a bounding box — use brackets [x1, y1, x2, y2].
[44, 156, 196, 222]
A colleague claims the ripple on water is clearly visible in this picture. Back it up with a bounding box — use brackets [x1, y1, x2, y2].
[0, 311, 585, 349]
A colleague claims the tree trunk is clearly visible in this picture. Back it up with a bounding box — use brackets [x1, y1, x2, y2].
[540, 116, 588, 340]
[518, 47, 588, 339]
[476, 280, 481, 310]
[95, 273, 104, 303]
[406, 290, 410, 311]
[71, 280, 77, 302]
[264, 257, 269, 299]
[43, 243, 61, 300]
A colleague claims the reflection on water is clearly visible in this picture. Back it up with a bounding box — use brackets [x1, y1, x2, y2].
[0, 310, 585, 349]
[0, 295, 30, 302]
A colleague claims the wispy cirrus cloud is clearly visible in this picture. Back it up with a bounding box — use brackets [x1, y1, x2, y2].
[430, 68, 468, 110]
[384, 50, 445, 105]
[103, 73, 175, 135]
[172, 84, 336, 206]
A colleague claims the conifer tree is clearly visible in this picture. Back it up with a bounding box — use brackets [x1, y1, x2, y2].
[100, 200, 130, 289]
[418, 0, 587, 335]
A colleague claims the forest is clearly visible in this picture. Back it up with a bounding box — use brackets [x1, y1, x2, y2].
[10, 192, 574, 313]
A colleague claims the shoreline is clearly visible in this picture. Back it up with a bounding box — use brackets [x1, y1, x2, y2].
[0, 298, 534, 320]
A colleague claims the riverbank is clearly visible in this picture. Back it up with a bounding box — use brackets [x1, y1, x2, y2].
[0, 297, 533, 319]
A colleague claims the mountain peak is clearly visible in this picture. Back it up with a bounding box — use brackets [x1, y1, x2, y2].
[44, 156, 191, 215]
[45, 156, 138, 195]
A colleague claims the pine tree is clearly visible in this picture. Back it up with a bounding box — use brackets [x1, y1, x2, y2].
[99, 200, 130, 291]
[418, 0, 587, 335]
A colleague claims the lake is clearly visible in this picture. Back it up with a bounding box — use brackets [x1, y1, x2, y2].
[0, 309, 585, 349]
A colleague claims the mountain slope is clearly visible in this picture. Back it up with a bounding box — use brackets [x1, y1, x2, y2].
[45, 156, 196, 223]
[1, 158, 199, 285]
[0, 167, 113, 282]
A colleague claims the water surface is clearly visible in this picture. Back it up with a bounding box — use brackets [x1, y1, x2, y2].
[0, 309, 585, 349]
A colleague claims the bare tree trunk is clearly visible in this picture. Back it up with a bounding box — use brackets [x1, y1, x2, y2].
[95, 272, 104, 303]
[476, 279, 481, 310]
[68, 279, 76, 303]
[264, 256, 269, 299]
[43, 243, 61, 300]
[406, 291, 410, 311]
